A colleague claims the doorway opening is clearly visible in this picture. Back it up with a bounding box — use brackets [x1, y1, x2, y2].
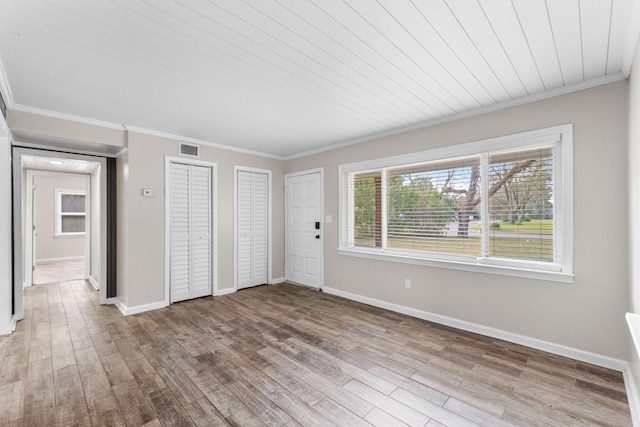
[25, 165, 94, 286]
[13, 147, 110, 321]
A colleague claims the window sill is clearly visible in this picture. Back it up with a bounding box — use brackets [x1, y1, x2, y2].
[54, 233, 85, 239]
[337, 248, 574, 283]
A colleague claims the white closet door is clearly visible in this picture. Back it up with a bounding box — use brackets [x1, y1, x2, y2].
[237, 171, 253, 289]
[252, 173, 268, 285]
[237, 170, 269, 290]
[190, 165, 212, 299]
[170, 162, 212, 303]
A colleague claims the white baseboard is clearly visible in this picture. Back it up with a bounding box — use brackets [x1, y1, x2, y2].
[36, 256, 85, 263]
[215, 287, 236, 297]
[269, 277, 287, 285]
[114, 299, 168, 316]
[622, 365, 640, 427]
[323, 286, 628, 372]
[0, 315, 17, 335]
[88, 276, 100, 291]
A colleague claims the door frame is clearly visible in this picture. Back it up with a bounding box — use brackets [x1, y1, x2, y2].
[12, 147, 108, 319]
[24, 170, 91, 287]
[233, 166, 272, 291]
[164, 156, 218, 305]
[284, 168, 324, 289]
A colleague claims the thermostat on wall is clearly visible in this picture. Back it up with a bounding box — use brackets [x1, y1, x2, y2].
[142, 188, 156, 197]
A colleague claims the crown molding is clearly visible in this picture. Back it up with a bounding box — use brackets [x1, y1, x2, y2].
[124, 125, 285, 160]
[622, 0, 640, 77]
[8, 104, 285, 160]
[0, 60, 14, 108]
[3, 71, 628, 162]
[9, 104, 126, 131]
[284, 73, 627, 160]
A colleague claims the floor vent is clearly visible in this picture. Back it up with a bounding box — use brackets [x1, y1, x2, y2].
[179, 142, 199, 157]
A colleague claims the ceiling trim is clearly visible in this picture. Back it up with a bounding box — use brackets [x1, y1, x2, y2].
[0, 61, 14, 108]
[8, 103, 284, 160]
[285, 73, 627, 160]
[2, 70, 629, 162]
[10, 104, 126, 131]
[123, 125, 285, 161]
[622, 0, 640, 77]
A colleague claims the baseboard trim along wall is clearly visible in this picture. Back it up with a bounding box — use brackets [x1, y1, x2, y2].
[214, 288, 236, 297]
[36, 255, 85, 263]
[88, 275, 99, 291]
[622, 367, 640, 427]
[322, 286, 628, 372]
[269, 277, 287, 285]
[114, 299, 168, 316]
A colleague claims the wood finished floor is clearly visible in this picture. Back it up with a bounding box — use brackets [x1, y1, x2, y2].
[0, 279, 632, 426]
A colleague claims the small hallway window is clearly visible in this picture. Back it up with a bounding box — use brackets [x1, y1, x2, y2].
[55, 189, 86, 236]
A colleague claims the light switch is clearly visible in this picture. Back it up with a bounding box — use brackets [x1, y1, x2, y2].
[142, 188, 156, 197]
[325, 215, 332, 224]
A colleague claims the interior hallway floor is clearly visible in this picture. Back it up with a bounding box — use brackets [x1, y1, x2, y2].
[33, 258, 85, 285]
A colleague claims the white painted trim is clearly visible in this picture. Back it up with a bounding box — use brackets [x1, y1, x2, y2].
[284, 74, 625, 160]
[622, 365, 640, 427]
[0, 60, 14, 107]
[54, 187, 87, 237]
[126, 125, 284, 160]
[0, 316, 17, 336]
[323, 286, 628, 372]
[234, 166, 273, 291]
[336, 249, 574, 284]
[164, 156, 218, 305]
[269, 277, 287, 285]
[114, 298, 168, 316]
[284, 168, 325, 290]
[214, 287, 236, 297]
[88, 275, 99, 291]
[12, 140, 123, 159]
[0, 118, 14, 338]
[622, 0, 640, 77]
[337, 125, 573, 281]
[36, 256, 85, 263]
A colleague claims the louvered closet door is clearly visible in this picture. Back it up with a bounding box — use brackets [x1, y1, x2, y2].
[237, 170, 268, 290]
[170, 163, 212, 303]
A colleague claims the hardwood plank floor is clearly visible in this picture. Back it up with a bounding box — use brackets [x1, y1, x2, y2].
[0, 279, 632, 426]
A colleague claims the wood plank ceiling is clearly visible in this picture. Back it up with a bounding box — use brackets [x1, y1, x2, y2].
[0, 0, 636, 158]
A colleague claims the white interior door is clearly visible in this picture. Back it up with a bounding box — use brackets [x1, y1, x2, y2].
[169, 162, 212, 303]
[237, 170, 269, 290]
[286, 170, 323, 288]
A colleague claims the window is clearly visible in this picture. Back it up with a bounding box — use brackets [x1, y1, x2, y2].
[56, 189, 86, 236]
[339, 125, 573, 282]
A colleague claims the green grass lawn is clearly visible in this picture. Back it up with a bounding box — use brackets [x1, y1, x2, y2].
[471, 219, 553, 235]
[355, 234, 554, 262]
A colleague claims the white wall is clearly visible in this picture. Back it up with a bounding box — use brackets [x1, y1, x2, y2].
[0, 113, 12, 335]
[287, 81, 630, 362]
[627, 30, 640, 413]
[33, 173, 87, 261]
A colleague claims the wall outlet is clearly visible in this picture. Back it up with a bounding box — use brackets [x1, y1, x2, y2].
[404, 279, 411, 289]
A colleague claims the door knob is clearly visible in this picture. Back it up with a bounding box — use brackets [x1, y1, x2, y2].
[315, 235, 320, 239]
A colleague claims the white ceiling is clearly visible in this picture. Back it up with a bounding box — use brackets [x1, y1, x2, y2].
[22, 154, 99, 174]
[0, 0, 638, 158]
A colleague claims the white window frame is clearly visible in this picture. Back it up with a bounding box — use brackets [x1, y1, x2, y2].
[55, 188, 86, 237]
[338, 124, 574, 283]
